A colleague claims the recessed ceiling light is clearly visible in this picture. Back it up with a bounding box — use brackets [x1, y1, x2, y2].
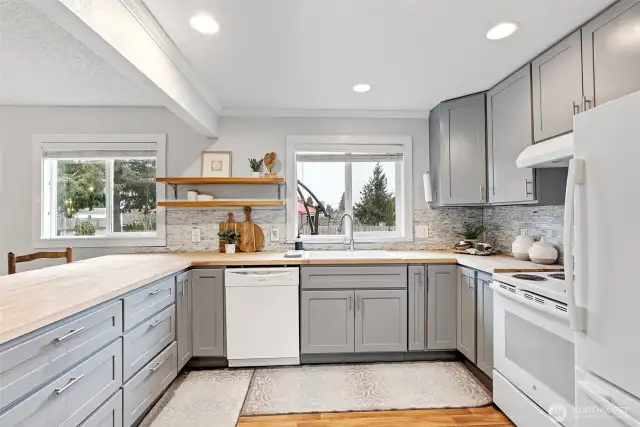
[190, 14, 220, 35]
[486, 22, 518, 40]
[353, 83, 372, 93]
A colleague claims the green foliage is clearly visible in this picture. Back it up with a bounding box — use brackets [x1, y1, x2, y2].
[57, 161, 106, 217]
[218, 229, 241, 244]
[248, 158, 263, 172]
[353, 164, 395, 226]
[114, 159, 156, 216]
[456, 223, 488, 240]
[338, 192, 346, 212]
[74, 220, 96, 236]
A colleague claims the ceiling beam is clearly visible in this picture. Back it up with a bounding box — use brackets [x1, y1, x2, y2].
[30, 0, 220, 138]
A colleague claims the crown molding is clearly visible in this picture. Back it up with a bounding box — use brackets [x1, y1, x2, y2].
[120, 0, 223, 113]
[219, 109, 430, 119]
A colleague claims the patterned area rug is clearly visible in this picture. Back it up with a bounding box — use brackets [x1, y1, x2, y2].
[241, 361, 491, 416]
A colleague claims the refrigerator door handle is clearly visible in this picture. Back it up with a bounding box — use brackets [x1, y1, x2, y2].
[564, 158, 586, 332]
[578, 381, 640, 427]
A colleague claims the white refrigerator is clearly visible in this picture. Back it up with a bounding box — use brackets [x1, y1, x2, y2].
[568, 90, 640, 426]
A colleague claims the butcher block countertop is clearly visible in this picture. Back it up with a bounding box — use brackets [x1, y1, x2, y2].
[0, 251, 562, 345]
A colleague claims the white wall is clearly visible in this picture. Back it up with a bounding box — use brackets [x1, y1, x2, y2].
[0, 107, 429, 274]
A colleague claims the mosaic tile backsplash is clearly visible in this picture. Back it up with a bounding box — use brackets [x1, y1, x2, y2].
[161, 204, 563, 257]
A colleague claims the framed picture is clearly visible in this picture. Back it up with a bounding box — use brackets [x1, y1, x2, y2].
[201, 151, 232, 178]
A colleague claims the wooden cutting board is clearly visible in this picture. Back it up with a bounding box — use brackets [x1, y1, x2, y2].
[218, 213, 240, 253]
[238, 206, 265, 253]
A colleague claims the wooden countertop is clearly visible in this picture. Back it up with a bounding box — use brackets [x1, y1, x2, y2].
[0, 251, 561, 345]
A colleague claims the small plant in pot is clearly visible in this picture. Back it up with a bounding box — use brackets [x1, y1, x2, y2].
[456, 223, 488, 246]
[248, 158, 263, 178]
[218, 229, 241, 254]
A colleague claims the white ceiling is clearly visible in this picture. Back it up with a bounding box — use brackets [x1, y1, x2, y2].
[143, 0, 617, 113]
[0, 0, 160, 106]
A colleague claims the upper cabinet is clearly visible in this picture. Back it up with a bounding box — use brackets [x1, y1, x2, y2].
[532, 30, 584, 142]
[487, 65, 535, 204]
[429, 93, 487, 206]
[582, 0, 640, 109]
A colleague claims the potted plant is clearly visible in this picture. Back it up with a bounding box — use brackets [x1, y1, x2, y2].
[456, 223, 488, 244]
[218, 229, 241, 254]
[248, 158, 263, 178]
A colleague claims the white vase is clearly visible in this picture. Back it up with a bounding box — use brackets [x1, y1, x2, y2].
[250, 171, 262, 178]
[528, 237, 559, 264]
[512, 235, 534, 261]
[225, 244, 236, 254]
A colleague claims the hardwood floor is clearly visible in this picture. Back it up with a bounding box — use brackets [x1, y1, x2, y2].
[237, 406, 514, 426]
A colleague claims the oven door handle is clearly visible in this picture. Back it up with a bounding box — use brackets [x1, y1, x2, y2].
[490, 282, 569, 321]
[578, 381, 640, 427]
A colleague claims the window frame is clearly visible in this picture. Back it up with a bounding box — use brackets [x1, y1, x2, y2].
[32, 134, 167, 248]
[285, 135, 413, 244]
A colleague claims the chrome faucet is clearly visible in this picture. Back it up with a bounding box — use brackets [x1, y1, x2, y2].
[340, 213, 355, 251]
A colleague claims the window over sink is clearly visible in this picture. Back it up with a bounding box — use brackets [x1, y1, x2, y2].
[285, 135, 413, 243]
[34, 134, 166, 247]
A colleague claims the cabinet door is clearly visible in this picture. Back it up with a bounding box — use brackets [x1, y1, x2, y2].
[532, 30, 583, 142]
[583, 0, 640, 108]
[457, 267, 476, 362]
[177, 272, 193, 370]
[408, 266, 426, 351]
[191, 269, 225, 357]
[427, 265, 457, 350]
[487, 65, 535, 204]
[440, 93, 487, 205]
[476, 273, 494, 378]
[301, 290, 354, 354]
[355, 290, 407, 353]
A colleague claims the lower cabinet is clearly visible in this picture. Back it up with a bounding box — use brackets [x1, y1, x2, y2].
[457, 267, 477, 362]
[408, 266, 426, 351]
[78, 390, 122, 427]
[191, 269, 225, 357]
[176, 271, 193, 370]
[427, 265, 458, 350]
[476, 272, 494, 378]
[301, 289, 407, 354]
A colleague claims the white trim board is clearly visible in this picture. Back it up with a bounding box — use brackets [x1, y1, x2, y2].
[220, 109, 431, 119]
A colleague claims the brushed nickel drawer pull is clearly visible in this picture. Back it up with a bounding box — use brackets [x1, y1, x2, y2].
[54, 374, 85, 395]
[55, 327, 86, 342]
[148, 319, 163, 328]
[149, 359, 166, 373]
[148, 289, 163, 296]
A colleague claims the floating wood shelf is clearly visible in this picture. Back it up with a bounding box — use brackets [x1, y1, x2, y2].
[158, 199, 286, 208]
[156, 177, 284, 185]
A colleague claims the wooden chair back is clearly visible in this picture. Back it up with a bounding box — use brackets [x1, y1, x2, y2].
[8, 248, 73, 275]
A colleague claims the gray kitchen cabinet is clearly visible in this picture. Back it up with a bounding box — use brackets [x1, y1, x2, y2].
[408, 266, 426, 351]
[583, 0, 640, 109]
[78, 390, 122, 427]
[429, 93, 487, 206]
[476, 272, 494, 378]
[123, 278, 175, 331]
[301, 265, 407, 290]
[532, 30, 584, 142]
[301, 290, 355, 354]
[354, 290, 407, 353]
[487, 65, 536, 204]
[427, 265, 458, 351]
[457, 267, 476, 362]
[191, 269, 225, 357]
[176, 271, 192, 370]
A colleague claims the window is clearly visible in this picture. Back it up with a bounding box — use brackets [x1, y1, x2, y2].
[34, 135, 166, 247]
[286, 135, 413, 242]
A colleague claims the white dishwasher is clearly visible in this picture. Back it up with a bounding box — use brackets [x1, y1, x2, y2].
[225, 267, 300, 367]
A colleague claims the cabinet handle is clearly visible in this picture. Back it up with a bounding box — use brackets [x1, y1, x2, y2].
[573, 102, 580, 115]
[583, 96, 592, 111]
[479, 185, 485, 201]
[150, 359, 167, 373]
[348, 294, 352, 311]
[148, 318, 163, 328]
[149, 288, 163, 296]
[55, 327, 86, 342]
[525, 179, 533, 196]
[357, 296, 361, 311]
[54, 374, 85, 395]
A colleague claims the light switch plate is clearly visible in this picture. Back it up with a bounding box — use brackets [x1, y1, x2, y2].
[270, 226, 280, 242]
[191, 228, 201, 243]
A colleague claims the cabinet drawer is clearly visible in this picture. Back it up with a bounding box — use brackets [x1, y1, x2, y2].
[123, 305, 175, 381]
[123, 277, 175, 330]
[0, 339, 122, 427]
[78, 390, 122, 427]
[0, 301, 122, 411]
[122, 341, 177, 427]
[301, 266, 407, 290]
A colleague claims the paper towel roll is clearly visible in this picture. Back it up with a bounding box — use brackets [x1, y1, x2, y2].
[423, 172, 433, 203]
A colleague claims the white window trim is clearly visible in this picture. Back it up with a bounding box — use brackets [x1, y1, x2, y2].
[32, 134, 167, 248]
[285, 134, 413, 244]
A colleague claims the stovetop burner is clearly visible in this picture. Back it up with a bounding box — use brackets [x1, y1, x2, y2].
[512, 273, 548, 281]
[548, 273, 565, 280]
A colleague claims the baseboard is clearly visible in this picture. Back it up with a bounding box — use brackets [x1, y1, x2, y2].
[300, 350, 460, 365]
[186, 357, 229, 369]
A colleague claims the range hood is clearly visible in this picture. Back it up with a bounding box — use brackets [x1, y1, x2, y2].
[516, 133, 574, 168]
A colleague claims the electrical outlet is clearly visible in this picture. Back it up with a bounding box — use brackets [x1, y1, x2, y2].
[191, 228, 201, 243]
[416, 225, 429, 238]
[270, 226, 280, 242]
[520, 228, 528, 236]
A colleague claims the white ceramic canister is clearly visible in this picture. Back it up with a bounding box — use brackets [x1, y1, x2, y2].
[512, 235, 534, 261]
[187, 190, 198, 201]
[528, 237, 559, 265]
